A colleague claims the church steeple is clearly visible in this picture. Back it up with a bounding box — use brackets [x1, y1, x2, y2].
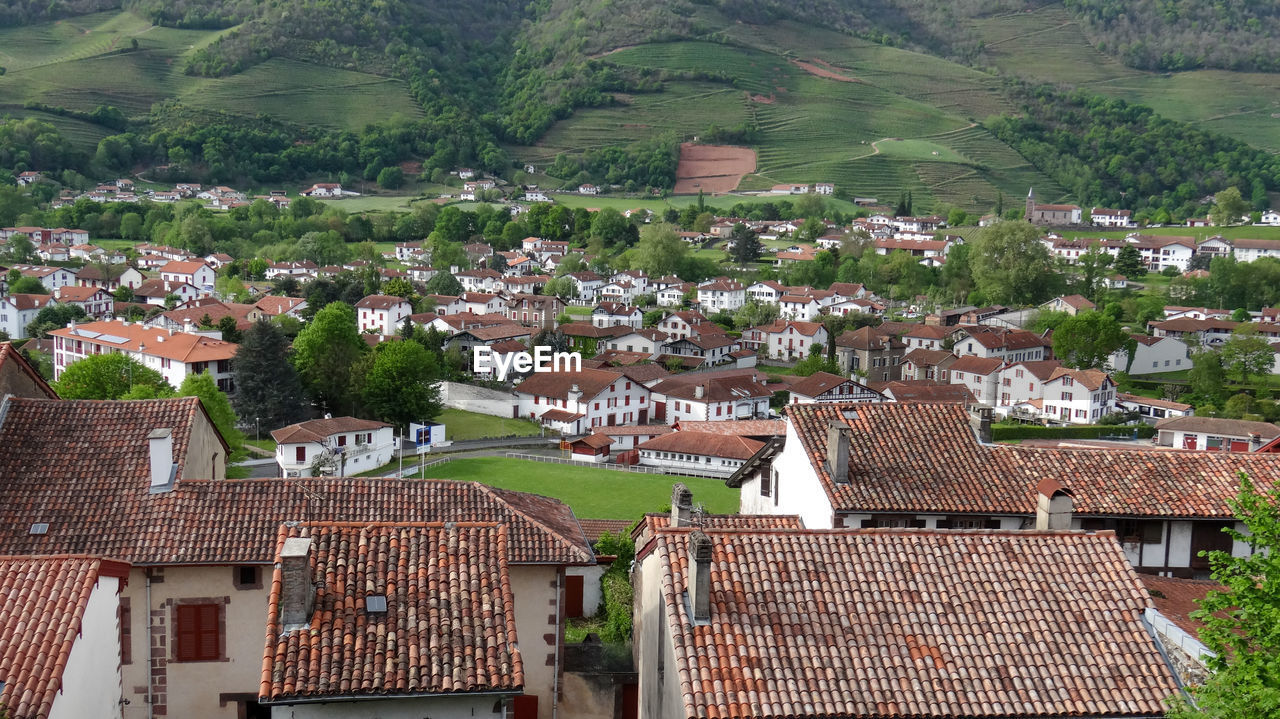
[1026, 187, 1035, 221]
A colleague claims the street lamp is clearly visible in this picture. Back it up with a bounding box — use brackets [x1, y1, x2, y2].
[255, 416, 260, 442]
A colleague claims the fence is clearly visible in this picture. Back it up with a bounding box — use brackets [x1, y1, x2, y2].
[504, 452, 727, 479]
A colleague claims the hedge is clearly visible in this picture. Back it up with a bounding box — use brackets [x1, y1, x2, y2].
[991, 424, 1156, 441]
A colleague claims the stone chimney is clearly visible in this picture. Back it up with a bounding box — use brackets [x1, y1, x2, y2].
[280, 537, 315, 627]
[568, 383, 583, 405]
[969, 406, 993, 444]
[825, 421, 850, 484]
[1035, 478, 1074, 530]
[147, 428, 176, 493]
[1250, 433, 1262, 451]
[670, 483, 692, 527]
[688, 530, 712, 622]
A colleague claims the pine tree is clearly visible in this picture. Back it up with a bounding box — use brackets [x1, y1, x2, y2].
[232, 318, 307, 434]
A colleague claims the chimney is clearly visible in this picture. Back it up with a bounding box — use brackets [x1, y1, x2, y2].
[969, 406, 992, 444]
[694, 384, 705, 400]
[825, 421, 850, 484]
[670, 483, 692, 527]
[688, 530, 712, 622]
[279, 537, 315, 626]
[183, 319, 194, 334]
[1250, 433, 1262, 451]
[1035, 478, 1074, 530]
[147, 428, 177, 493]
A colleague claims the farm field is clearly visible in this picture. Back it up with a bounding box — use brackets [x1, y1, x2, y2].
[422, 457, 739, 519]
[0, 10, 421, 132]
[970, 6, 1280, 154]
[524, 29, 1071, 213]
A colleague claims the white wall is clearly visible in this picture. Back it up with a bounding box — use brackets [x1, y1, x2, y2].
[274, 694, 507, 719]
[441, 381, 515, 417]
[738, 420, 834, 528]
[567, 564, 607, 617]
[50, 575, 124, 719]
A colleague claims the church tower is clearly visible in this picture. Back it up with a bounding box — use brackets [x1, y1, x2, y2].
[1026, 187, 1035, 221]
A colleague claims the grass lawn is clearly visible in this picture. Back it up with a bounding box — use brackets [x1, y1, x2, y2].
[565, 305, 593, 316]
[422, 457, 739, 520]
[437, 408, 542, 440]
[244, 438, 277, 452]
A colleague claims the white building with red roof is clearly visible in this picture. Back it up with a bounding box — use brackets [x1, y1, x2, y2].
[355, 295, 412, 334]
[271, 416, 395, 476]
[0, 293, 58, 340]
[158, 260, 216, 293]
[50, 319, 239, 391]
[515, 368, 652, 433]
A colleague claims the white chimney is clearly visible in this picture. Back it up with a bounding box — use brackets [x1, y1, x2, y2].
[688, 530, 712, 623]
[1035, 478, 1074, 530]
[280, 537, 314, 626]
[694, 384, 705, 400]
[825, 421, 850, 484]
[147, 428, 176, 493]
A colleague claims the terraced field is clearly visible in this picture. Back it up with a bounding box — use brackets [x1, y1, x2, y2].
[0, 10, 422, 132]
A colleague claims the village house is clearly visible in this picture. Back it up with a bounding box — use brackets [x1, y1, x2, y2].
[731, 401, 1278, 578]
[1025, 188, 1082, 225]
[450, 325, 535, 370]
[949, 325, 1050, 362]
[263, 260, 317, 279]
[1091, 207, 1136, 228]
[598, 279, 639, 305]
[1154, 416, 1280, 452]
[1108, 333, 1192, 374]
[994, 360, 1063, 418]
[145, 299, 261, 334]
[458, 291, 506, 315]
[0, 294, 58, 340]
[664, 332, 739, 364]
[1149, 317, 1238, 347]
[582, 424, 673, 452]
[300, 182, 353, 198]
[557, 322, 630, 355]
[457, 267, 503, 292]
[0, 554, 131, 719]
[253, 295, 308, 319]
[515, 368, 653, 433]
[158, 260, 216, 293]
[271, 416, 396, 476]
[12, 264, 77, 291]
[636, 431, 764, 477]
[53, 285, 114, 318]
[947, 355, 1005, 406]
[741, 320, 827, 361]
[35, 243, 70, 262]
[1117, 393, 1194, 425]
[648, 371, 772, 423]
[899, 348, 957, 382]
[786, 371, 883, 404]
[507, 293, 564, 329]
[632, 503, 1186, 719]
[590, 301, 642, 329]
[76, 264, 145, 292]
[1040, 294, 1096, 316]
[605, 328, 669, 355]
[51, 319, 238, 392]
[0, 395, 593, 719]
[833, 326, 904, 382]
[655, 282, 692, 306]
[695, 277, 746, 312]
[355, 294, 413, 334]
[578, 183, 599, 195]
[564, 271, 604, 302]
[1040, 367, 1118, 424]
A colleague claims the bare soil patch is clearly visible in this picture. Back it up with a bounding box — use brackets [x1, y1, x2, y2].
[747, 92, 775, 104]
[673, 142, 757, 195]
[790, 58, 861, 83]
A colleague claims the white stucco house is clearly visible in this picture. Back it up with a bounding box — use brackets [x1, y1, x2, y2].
[271, 416, 396, 477]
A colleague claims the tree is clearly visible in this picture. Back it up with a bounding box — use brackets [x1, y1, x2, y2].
[382, 277, 417, 301]
[361, 341, 443, 431]
[1114, 244, 1147, 278]
[114, 285, 134, 303]
[1210, 186, 1249, 228]
[729, 223, 762, 265]
[4, 232, 34, 263]
[232, 319, 306, 433]
[1220, 326, 1275, 384]
[968, 221, 1055, 305]
[216, 315, 242, 343]
[423, 271, 463, 296]
[542, 276, 577, 300]
[1189, 349, 1227, 403]
[291, 303, 367, 416]
[793, 345, 839, 376]
[9, 276, 48, 295]
[54, 353, 170, 399]
[632, 223, 688, 277]
[25, 303, 86, 339]
[178, 372, 243, 448]
[1076, 242, 1113, 301]
[734, 300, 780, 329]
[1051, 311, 1128, 369]
[376, 166, 404, 189]
[1168, 475, 1280, 719]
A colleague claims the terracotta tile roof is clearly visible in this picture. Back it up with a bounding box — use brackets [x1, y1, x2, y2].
[594, 301, 638, 315]
[157, 300, 255, 329]
[902, 324, 950, 339]
[558, 322, 631, 339]
[636, 513, 804, 541]
[132, 278, 194, 298]
[270, 416, 391, 444]
[673, 420, 785, 436]
[1005, 359, 1063, 381]
[955, 326, 1049, 351]
[785, 371, 864, 398]
[52, 285, 109, 302]
[948, 355, 1005, 375]
[652, 374, 771, 402]
[596, 425, 673, 437]
[50, 320, 238, 364]
[354, 294, 410, 310]
[650, 527, 1177, 719]
[0, 554, 129, 719]
[159, 260, 210, 275]
[592, 349, 655, 365]
[576, 432, 614, 449]
[670, 333, 737, 350]
[789, 401, 1280, 517]
[515, 368, 625, 401]
[879, 381, 973, 404]
[457, 324, 532, 342]
[539, 408, 585, 422]
[1153, 415, 1279, 439]
[0, 343, 58, 399]
[638, 431, 765, 460]
[901, 348, 955, 367]
[835, 325, 903, 351]
[1140, 575, 1222, 637]
[261, 523, 521, 703]
[577, 519, 634, 544]
[1117, 392, 1192, 411]
[1046, 366, 1112, 391]
[3, 294, 55, 310]
[254, 295, 304, 315]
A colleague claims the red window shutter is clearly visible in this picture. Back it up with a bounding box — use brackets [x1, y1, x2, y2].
[295, 446, 305, 462]
[513, 695, 539, 719]
[198, 604, 219, 659]
[175, 605, 198, 661]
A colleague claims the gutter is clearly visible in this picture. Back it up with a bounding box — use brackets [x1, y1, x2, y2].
[263, 689, 521, 706]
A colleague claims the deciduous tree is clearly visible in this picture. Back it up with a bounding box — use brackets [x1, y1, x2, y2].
[178, 371, 243, 448]
[1051, 311, 1128, 369]
[292, 303, 367, 416]
[1220, 326, 1275, 384]
[361, 341, 443, 431]
[55, 353, 170, 399]
[969, 221, 1055, 305]
[632, 223, 687, 277]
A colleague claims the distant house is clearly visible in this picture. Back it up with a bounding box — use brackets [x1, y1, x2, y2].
[272, 416, 395, 476]
[813, 182, 834, 195]
[578, 183, 600, 195]
[787, 371, 882, 404]
[1025, 188, 1082, 225]
[355, 295, 413, 334]
[159, 260, 216, 293]
[1107, 334, 1191, 375]
[1259, 209, 1280, 226]
[637, 431, 764, 477]
[1040, 294, 1096, 316]
[1091, 207, 1136, 228]
[12, 264, 76, 291]
[1040, 367, 1117, 424]
[300, 183, 355, 198]
[15, 170, 44, 185]
[649, 372, 772, 423]
[1117, 393, 1194, 426]
[51, 319, 238, 391]
[0, 294, 58, 340]
[53, 285, 113, 318]
[1155, 415, 1279, 452]
[514, 368, 652, 433]
[592, 302, 643, 329]
[695, 278, 746, 312]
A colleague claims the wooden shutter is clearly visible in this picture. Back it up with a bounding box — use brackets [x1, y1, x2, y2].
[513, 695, 538, 719]
[197, 604, 219, 660]
[176, 605, 199, 661]
[565, 575, 584, 618]
[176, 603, 220, 661]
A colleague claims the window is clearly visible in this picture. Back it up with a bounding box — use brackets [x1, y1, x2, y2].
[1060, 392, 1072, 401]
[761, 469, 773, 497]
[175, 603, 221, 661]
[337, 435, 347, 447]
[295, 446, 305, 463]
[1002, 378, 1011, 387]
[233, 566, 261, 590]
